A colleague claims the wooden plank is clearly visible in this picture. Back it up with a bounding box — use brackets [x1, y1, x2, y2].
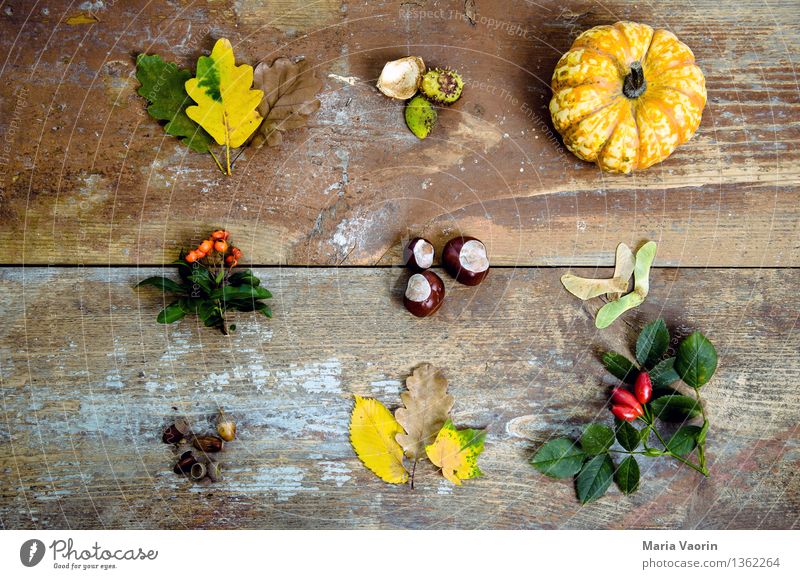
[0, 267, 797, 529]
[0, 0, 797, 266]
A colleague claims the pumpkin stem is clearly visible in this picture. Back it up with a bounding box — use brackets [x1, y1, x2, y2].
[623, 61, 647, 99]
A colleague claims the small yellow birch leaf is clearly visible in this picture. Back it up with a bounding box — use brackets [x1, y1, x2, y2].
[350, 396, 408, 484]
[425, 420, 486, 485]
[185, 38, 263, 174]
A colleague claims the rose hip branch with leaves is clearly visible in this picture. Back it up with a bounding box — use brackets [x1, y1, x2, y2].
[531, 319, 718, 503]
[135, 230, 271, 335]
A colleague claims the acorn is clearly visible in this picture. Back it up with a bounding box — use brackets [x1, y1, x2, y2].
[173, 450, 198, 474]
[377, 56, 426, 100]
[162, 417, 191, 444]
[405, 95, 437, 139]
[420, 68, 464, 105]
[403, 270, 445, 317]
[192, 435, 224, 453]
[216, 408, 237, 442]
[442, 236, 490, 286]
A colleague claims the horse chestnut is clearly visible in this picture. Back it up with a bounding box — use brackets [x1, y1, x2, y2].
[442, 236, 490, 286]
[403, 270, 445, 317]
[403, 237, 435, 272]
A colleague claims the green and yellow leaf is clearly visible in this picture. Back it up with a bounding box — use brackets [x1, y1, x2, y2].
[349, 396, 408, 484]
[135, 54, 214, 153]
[185, 38, 264, 173]
[425, 420, 485, 485]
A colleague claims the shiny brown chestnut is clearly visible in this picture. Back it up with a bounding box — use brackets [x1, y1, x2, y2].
[403, 270, 445, 317]
[442, 236, 490, 286]
[403, 237, 435, 272]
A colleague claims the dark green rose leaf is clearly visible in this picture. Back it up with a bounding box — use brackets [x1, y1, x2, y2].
[136, 276, 186, 294]
[576, 454, 614, 503]
[602, 351, 638, 384]
[650, 357, 681, 392]
[650, 394, 702, 422]
[156, 301, 186, 324]
[667, 425, 703, 456]
[531, 438, 586, 479]
[675, 332, 718, 389]
[615, 455, 640, 494]
[615, 420, 642, 451]
[581, 423, 615, 455]
[636, 318, 669, 368]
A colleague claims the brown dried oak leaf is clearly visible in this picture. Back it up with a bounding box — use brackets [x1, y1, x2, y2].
[251, 57, 323, 148]
[395, 363, 455, 461]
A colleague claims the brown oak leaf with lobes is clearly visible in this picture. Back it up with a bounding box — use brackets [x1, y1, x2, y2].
[251, 57, 323, 147]
[395, 364, 455, 485]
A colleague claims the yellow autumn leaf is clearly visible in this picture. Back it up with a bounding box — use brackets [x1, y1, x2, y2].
[425, 420, 485, 485]
[185, 38, 263, 174]
[66, 12, 99, 25]
[350, 395, 408, 484]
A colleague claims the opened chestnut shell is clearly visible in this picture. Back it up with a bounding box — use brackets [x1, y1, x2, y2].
[442, 236, 490, 286]
[403, 237, 435, 272]
[403, 270, 445, 317]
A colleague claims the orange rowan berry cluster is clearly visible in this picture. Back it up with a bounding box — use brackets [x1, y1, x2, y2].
[185, 230, 242, 267]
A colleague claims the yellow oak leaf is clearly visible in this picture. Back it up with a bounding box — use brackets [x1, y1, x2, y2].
[350, 396, 408, 484]
[425, 420, 485, 485]
[185, 38, 263, 174]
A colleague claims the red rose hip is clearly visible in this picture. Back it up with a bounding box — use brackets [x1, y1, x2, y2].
[634, 371, 653, 404]
[610, 388, 643, 416]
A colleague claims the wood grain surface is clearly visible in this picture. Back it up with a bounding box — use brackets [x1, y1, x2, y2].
[0, 267, 797, 529]
[0, 0, 797, 266]
[0, 0, 797, 530]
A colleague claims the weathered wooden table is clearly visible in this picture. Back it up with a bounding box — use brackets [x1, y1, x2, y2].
[0, 0, 797, 529]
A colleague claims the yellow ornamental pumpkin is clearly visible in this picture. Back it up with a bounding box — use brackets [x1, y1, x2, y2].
[550, 21, 706, 173]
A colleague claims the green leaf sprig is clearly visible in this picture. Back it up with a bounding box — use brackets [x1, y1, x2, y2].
[531, 318, 718, 503]
[136, 231, 271, 335]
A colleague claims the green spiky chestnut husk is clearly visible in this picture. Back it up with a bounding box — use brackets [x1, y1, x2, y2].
[420, 68, 464, 105]
[405, 95, 437, 139]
